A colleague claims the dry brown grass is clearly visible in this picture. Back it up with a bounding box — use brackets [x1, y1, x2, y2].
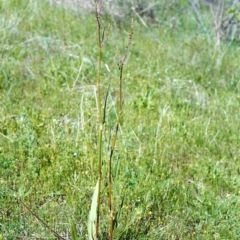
[48, 0, 160, 23]
[48, 0, 126, 16]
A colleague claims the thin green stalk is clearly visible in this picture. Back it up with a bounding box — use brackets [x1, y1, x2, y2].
[96, 1, 102, 124]
[96, 124, 102, 239]
[95, 1, 103, 238]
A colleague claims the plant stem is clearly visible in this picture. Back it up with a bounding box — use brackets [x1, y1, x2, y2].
[19, 199, 65, 240]
[108, 19, 134, 240]
[95, 1, 103, 238]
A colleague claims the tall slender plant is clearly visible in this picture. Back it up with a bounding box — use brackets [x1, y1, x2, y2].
[88, 0, 133, 239]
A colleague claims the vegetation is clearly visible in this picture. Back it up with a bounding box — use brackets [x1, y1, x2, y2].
[1, 0, 240, 239]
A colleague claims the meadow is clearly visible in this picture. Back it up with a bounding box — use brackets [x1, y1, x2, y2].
[1, 0, 240, 239]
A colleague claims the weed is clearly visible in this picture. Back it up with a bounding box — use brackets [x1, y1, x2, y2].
[88, 1, 133, 239]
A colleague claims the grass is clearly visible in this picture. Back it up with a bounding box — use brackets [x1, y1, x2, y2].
[1, 0, 240, 239]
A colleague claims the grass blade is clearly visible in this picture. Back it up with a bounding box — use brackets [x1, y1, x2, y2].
[88, 179, 100, 240]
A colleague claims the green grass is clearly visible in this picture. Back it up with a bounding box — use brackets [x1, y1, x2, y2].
[1, 0, 240, 239]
